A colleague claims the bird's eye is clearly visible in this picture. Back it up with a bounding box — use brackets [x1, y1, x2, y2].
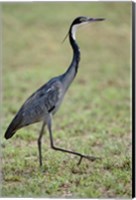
[80, 18, 85, 22]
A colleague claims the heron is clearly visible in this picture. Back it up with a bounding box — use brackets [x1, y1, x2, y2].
[5, 16, 105, 166]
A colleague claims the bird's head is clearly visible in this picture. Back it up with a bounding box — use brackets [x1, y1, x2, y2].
[62, 16, 105, 42]
[70, 16, 105, 40]
[71, 16, 105, 26]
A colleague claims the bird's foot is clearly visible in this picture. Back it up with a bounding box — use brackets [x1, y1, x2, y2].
[77, 155, 101, 165]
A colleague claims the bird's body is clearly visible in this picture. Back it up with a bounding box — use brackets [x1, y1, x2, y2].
[5, 16, 105, 166]
[5, 78, 64, 137]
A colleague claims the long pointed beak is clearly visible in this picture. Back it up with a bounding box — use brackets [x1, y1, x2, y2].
[88, 18, 105, 22]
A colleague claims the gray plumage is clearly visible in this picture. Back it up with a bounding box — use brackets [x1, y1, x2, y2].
[5, 78, 64, 137]
[5, 16, 105, 166]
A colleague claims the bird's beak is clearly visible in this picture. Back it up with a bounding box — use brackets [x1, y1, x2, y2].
[88, 18, 105, 22]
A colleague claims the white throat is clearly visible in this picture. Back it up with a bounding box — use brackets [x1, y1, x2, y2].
[71, 22, 89, 40]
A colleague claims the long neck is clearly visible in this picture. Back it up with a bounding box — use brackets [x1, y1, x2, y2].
[61, 26, 80, 91]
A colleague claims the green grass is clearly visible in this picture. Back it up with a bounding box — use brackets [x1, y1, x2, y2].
[1, 2, 131, 198]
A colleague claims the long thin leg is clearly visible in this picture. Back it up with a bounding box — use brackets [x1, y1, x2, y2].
[47, 116, 101, 165]
[37, 122, 46, 166]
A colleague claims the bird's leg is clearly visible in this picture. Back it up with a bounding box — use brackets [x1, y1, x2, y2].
[37, 122, 46, 166]
[47, 116, 101, 165]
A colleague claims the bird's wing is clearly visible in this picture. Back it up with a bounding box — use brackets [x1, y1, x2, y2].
[20, 79, 63, 125]
[5, 79, 63, 139]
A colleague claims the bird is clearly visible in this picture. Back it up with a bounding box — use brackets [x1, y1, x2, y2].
[5, 16, 105, 166]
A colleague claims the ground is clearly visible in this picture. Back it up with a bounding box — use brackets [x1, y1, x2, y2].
[1, 2, 131, 198]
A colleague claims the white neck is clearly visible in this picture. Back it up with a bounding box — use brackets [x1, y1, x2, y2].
[71, 22, 89, 40]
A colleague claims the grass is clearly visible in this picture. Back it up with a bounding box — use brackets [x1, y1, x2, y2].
[1, 2, 131, 198]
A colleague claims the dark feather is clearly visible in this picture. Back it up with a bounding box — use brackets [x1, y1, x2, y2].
[5, 78, 63, 139]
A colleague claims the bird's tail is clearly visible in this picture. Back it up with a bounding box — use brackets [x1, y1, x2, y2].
[4, 114, 21, 139]
[5, 127, 16, 139]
